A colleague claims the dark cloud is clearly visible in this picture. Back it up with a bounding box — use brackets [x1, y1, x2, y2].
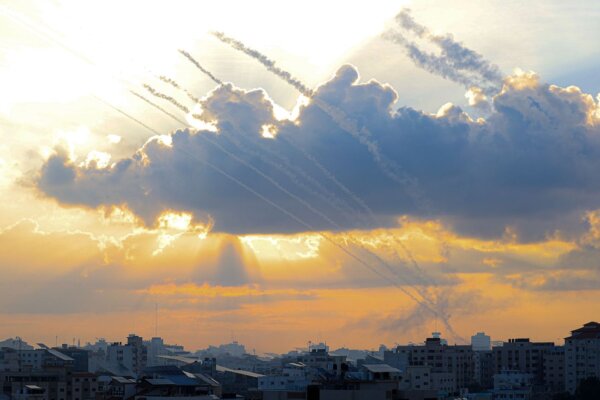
[36, 66, 600, 239]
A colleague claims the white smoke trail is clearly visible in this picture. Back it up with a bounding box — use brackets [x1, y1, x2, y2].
[143, 84, 191, 114]
[281, 135, 377, 221]
[92, 95, 162, 136]
[211, 32, 314, 97]
[156, 69, 374, 225]
[99, 95, 430, 312]
[221, 131, 364, 226]
[395, 9, 503, 85]
[158, 75, 201, 104]
[211, 32, 430, 211]
[1, 1, 459, 340]
[130, 91, 188, 125]
[209, 32, 464, 340]
[384, 9, 503, 95]
[133, 83, 451, 334]
[178, 49, 223, 85]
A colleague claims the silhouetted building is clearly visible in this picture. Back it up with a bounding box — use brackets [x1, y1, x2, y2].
[394, 336, 475, 393]
[472, 333, 492, 352]
[565, 321, 600, 393]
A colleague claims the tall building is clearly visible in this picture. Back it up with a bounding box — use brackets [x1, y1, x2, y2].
[543, 346, 565, 392]
[471, 332, 491, 352]
[393, 336, 475, 392]
[104, 335, 148, 377]
[565, 321, 600, 393]
[493, 338, 558, 387]
[126, 334, 147, 376]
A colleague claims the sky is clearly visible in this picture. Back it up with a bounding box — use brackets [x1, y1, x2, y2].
[1, 0, 600, 352]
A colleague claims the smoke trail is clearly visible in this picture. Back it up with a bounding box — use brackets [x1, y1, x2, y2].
[211, 31, 314, 97]
[281, 135, 377, 221]
[133, 82, 450, 333]
[395, 9, 503, 85]
[165, 57, 376, 223]
[143, 84, 191, 114]
[178, 49, 224, 85]
[383, 31, 487, 92]
[209, 32, 465, 339]
[92, 95, 162, 136]
[158, 75, 201, 104]
[211, 31, 429, 211]
[384, 9, 503, 95]
[222, 131, 365, 226]
[2, 1, 459, 341]
[101, 92, 426, 312]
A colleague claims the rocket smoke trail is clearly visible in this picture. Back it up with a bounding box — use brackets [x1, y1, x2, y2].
[92, 95, 162, 136]
[159, 60, 375, 223]
[130, 91, 187, 124]
[178, 49, 223, 85]
[158, 75, 201, 104]
[395, 9, 503, 85]
[147, 73, 365, 222]
[384, 9, 503, 95]
[211, 32, 313, 96]
[221, 131, 365, 226]
[133, 80, 453, 338]
[209, 31, 462, 339]
[142, 84, 191, 114]
[210, 31, 429, 211]
[1, 1, 459, 340]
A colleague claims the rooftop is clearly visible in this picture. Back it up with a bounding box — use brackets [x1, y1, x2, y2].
[361, 364, 401, 373]
[566, 321, 600, 340]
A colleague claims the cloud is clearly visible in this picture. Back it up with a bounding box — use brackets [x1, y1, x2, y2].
[0, 219, 266, 314]
[35, 65, 600, 241]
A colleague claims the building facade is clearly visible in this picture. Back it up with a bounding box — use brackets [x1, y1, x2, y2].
[565, 321, 600, 393]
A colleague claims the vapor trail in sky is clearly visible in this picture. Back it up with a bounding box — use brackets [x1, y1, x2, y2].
[133, 81, 452, 337]
[162, 58, 375, 224]
[142, 84, 191, 114]
[158, 75, 201, 104]
[384, 9, 503, 95]
[130, 91, 187, 125]
[92, 95, 162, 136]
[396, 9, 503, 85]
[211, 32, 428, 210]
[211, 31, 314, 96]
[177, 50, 223, 86]
[208, 32, 461, 338]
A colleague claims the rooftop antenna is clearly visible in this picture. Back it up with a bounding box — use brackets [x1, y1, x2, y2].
[155, 303, 158, 337]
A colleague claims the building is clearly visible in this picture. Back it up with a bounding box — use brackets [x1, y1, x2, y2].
[565, 321, 600, 393]
[543, 346, 565, 392]
[296, 348, 346, 378]
[70, 372, 98, 400]
[393, 337, 475, 392]
[492, 338, 557, 386]
[472, 333, 491, 352]
[126, 335, 148, 376]
[0, 347, 75, 400]
[492, 370, 532, 400]
[0, 338, 34, 351]
[54, 346, 90, 373]
[258, 362, 309, 392]
[473, 351, 494, 389]
[103, 335, 148, 378]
